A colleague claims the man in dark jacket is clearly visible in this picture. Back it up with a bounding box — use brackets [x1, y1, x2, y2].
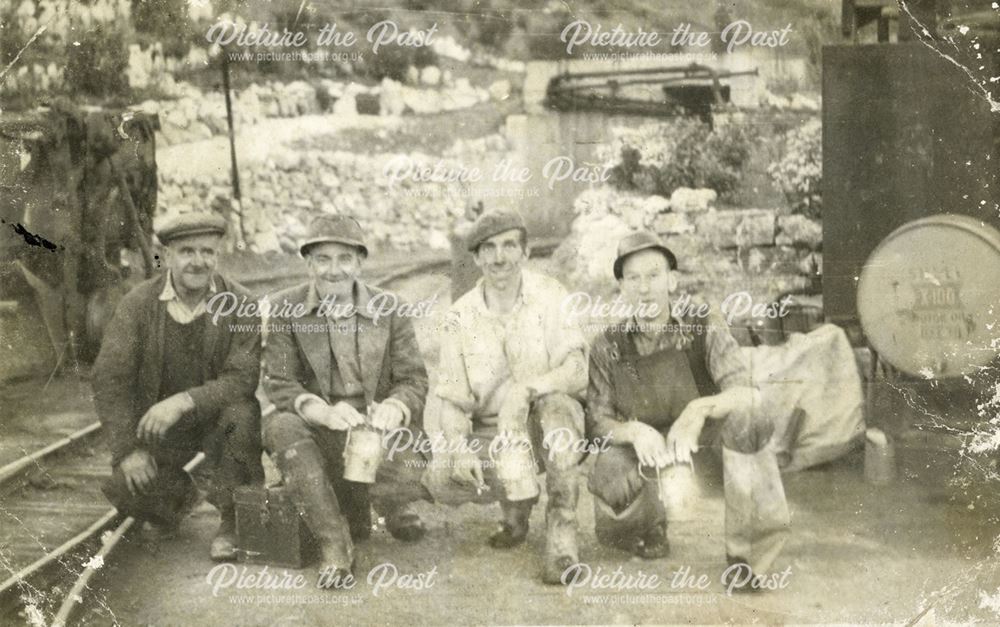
[261, 215, 429, 588]
[93, 212, 263, 561]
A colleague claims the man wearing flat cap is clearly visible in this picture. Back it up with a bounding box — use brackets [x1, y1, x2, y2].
[94, 212, 264, 561]
[586, 231, 789, 589]
[261, 215, 429, 587]
[425, 208, 589, 585]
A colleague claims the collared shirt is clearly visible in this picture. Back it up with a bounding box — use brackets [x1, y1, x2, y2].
[158, 271, 218, 324]
[292, 280, 411, 424]
[435, 268, 587, 421]
[587, 310, 751, 437]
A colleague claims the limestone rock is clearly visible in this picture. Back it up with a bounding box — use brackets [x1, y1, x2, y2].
[652, 212, 694, 235]
[419, 65, 441, 87]
[488, 79, 511, 101]
[776, 214, 823, 249]
[669, 187, 717, 213]
[697, 209, 776, 248]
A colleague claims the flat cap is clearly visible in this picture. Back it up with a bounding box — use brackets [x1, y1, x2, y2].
[467, 208, 527, 251]
[155, 212, 227, 244]
[613, 231, 678, 279]
[299, 215, 368, 257]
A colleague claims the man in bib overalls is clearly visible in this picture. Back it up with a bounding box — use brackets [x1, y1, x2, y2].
[586, 231, 789, 588]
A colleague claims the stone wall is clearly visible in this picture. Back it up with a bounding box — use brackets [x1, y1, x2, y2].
[552, 185, 822, 317]
[135, 74, 509, 148]
[158, 146, 486, 255]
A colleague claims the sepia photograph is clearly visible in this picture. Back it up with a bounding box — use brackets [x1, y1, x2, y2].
[0, 0, 998, 624]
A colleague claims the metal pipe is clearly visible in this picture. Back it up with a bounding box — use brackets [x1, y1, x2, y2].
[0, 421, 102, 485]
[551, 69, 759, 93]
[48, 452, 206, 627]
[0, 509, 118, 602]
[49, 515, 135, 627]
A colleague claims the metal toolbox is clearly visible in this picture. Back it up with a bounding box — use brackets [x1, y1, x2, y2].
[234, 485, 318, 568]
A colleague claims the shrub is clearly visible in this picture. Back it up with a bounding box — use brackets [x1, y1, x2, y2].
[602, 118, 757, 200]
[450, 1, 516, 53]
[767, 119, 822, 219]
[131, 0, 192, 57]
[356, 44, 438, 82]
[63, 25, 129, 98]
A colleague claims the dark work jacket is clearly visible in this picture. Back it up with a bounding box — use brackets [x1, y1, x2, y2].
[601, 319, 719, 432]
[262, 280, 428, 429]
[92, 273, 261, 465]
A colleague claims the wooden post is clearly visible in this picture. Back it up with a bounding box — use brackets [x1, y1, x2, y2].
[221, 47, 248, 245]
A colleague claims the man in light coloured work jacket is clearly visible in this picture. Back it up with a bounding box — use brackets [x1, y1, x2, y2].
[426, 208, 589, 585]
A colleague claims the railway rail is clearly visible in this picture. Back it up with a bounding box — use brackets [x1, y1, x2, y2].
[0, 255, 456, 626]
[0, 421, 112, 623]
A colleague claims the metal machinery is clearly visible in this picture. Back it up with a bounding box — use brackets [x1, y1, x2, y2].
[0, 104, 159, 379]
[546, 64, 758, 125]
[824, 0, 999, 486]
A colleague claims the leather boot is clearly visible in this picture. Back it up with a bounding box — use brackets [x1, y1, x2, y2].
[542, 468, 580, 585]
[336, 479, 372, 542]
[273, 440, 354, 585]
[210, 507, 238, 562]
[370, 464, 433, 542]
[488, 498, 535, 549]
[382, 502, 427, 542]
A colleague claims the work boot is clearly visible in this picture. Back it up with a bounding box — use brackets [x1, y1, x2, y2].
[722, 556, 761, 594]
[371, 469, 433, 541]
[488, 499, 533, 549]
[273, 440, 354, 582]
[318, 560, 357, 590]
[542, 467, 580, 585]
[384, 503, 426, 542]
[141, 520, 181, 542]
[338, 481, 372, 542]
[210, 508, 238, 562]
[632, 520, 670, 559]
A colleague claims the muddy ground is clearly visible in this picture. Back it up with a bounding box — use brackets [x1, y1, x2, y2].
[71, 448, 1000, 625]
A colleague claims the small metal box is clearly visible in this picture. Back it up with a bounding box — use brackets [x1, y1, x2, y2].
[234, 485, 318, 568]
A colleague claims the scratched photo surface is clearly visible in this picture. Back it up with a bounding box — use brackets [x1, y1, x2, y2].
[1, 0, 998, 625]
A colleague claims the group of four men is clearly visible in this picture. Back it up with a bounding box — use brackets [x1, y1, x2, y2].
[94, 208, 787, 588]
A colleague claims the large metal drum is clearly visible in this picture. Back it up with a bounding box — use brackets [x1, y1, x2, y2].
[857, 214, 1000, 379]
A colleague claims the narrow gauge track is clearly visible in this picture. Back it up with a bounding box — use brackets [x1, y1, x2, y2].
[0, 255, 456, 626]
[0, 422, 111, 623]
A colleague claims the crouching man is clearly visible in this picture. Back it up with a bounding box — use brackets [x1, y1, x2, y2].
[261, 215, 429, 587]
[586, 231, 790, 588]
[426, 209, 589, 585]
[94, 212, 264, 561]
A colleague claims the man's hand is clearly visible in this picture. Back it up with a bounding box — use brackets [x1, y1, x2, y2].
[325, 401, 366, 431]
[627, 422, 672, 469]
[119, 449, 157, 495]
[449, 447, 485, 489]
[136, 393, 193, 443]
[300, 398, 366, 431]
[497, 384, 532, 434]
[666, 398, 713, 464]
[369, 401, 405, 431]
